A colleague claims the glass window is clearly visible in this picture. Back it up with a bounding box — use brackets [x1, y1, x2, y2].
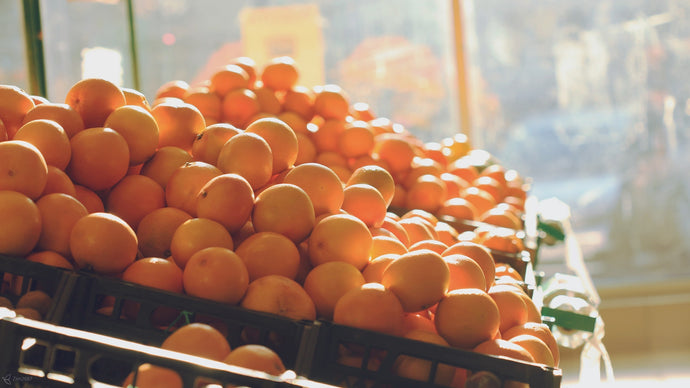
[464, 0, 690, 287]
[131, 0, 460, 141]
[40, 0, 133, 102]
[0, 1, 30, 90]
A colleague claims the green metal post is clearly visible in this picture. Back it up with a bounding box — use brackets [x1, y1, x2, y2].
[21, 0, 47, 97]
[126, 0, 141, 91]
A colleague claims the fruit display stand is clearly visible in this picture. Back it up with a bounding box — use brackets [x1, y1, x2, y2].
[304, 320, 562, 388]
[60, 269, 317, 375]
[0, 313, 340, 388]
[0, 254, 77, 324]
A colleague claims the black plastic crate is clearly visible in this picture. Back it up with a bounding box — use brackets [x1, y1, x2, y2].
[62, 271, 317, 375]
[0, 254, 76, 323]
[304, 320, 562, 388]
[0, 315, 338, 388]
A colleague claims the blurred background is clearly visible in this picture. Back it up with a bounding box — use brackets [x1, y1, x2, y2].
[2, 0, 689, 385]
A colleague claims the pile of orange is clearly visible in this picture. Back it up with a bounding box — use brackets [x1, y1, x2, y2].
[0, 56, 552, 387]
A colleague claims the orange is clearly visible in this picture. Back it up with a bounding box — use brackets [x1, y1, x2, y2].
[313, 84, 350, 120]
[381, 249, 450, 312]
[209, 64, 250, 97]
[0, 84, 35, 138]
[191, 123, 241, 165]
[106, 174, 165, 229]
[161, 322, 231, 361]
[26, 250, 74, 270]
[443, 254, 486, 291]
[120, 87, 151, 111]
[370, 235, 408, 259]
[479, 206, 523, 230]
[362, 253, 398, 284]
[502, 322, 560, 366]
[67, 127, 130, 191]
[380, 216, 410, 247]
[169, 217, 234, 269]
[122, 364, 182, 388]
[351, 101, 375, 122]
[0, 117, 7, 141]
[348, 154, 390, 171]
[245, 117, 298, 174]
[400, 209, 438, 226]
[41, 165, 76, 197]
[400, 313, 437, 335]
[338, 120, 375, 159]
[518, 292, 542, 324]
[136, 207, 192, 259]
[30, 95, 49, 105]
[220, 88, 260, 129]
[372, 133, 417, 175]
[103, 105, 160, 165]
[473, 338, 535, 364]
[314, 150, 348, 170]
[122, 257, 183, 293]
[438, 197, 478, 221]
[434, 221, 460, 247]
[260, 56, 299, 92]
[442, 241, 496, 290]
[397, 217, 437, 247]
[403, 157, 445, 189]
[460, 186, 497, 217]
[0, 140, 48, 199]
[434, 288, 500, 349]
[73, 184, 104, 213]
[223, 344, 287, 376]
[310, 119, 346, 153]
[240, 274, 316, 321]
[369, 117, 395, 135]
[69, 212, 137, 274]
[303, 261, 366, 320]
[393, 330, 456, 385]
[473, 175, 505, 204]
[140, 146, 193, 189]
[196, 173, 254, 233]
[282, 85, 315, 121]
[183, 246, 249, 304]
[447, 157, 479, 183]
[480, 163, 508, 188]
[308, 213, 372, 270]
[408, 239, 448, 255]
[235, 231, 301, 281]
[165, 161, 221, 216]
[64, 78, 126, 128]
[35, 193, 88, 258]
[13, 119, 71, 170]
[507, 334, 555, 367]
[252, 183, 315, 244]
[151, 99, 206, 151]
[488, 284, 529, 334]
[253, 85, 282, 115]
[440, 172, 470, 200]
[495, 263, 524, 283]
[230, 56, 258, 87]
[477, 228, 524, 254]
[390, 183, 407, 209]
[333, 282, 405, 335]
[421, 141, 448, 167]
[341, 183, 387, 228]
[346, 165, 395, 207]
[441, 133, 471, 161]
[294, 132, 317, 165]
[277, 110, 308, 134]
[216, 132, 273, 190]
[155, 79, 190, 100]
[0, 190, 42, 256]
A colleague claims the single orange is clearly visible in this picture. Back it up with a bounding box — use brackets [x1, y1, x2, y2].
[313, 84, 350, 120]
[381, 249, 450, 312]
[434, 288, 500, 349]
[151, 99, 206, 152]
[282, 85, 315, 121]
[209, 64, 250, 97]
[122, 257, 183, 294]
[0, 140, 48, 199]
[310, 119, 347, 153]
[73, 184, 104, 213]
[183, 246, 249, 304]
[442, 241, 496, 291]
[165, 161, 221, 216]
[346, 164, 396, 207]
[223, 344, 287, 376]
[303, 261, 366, 320]
[443, 254, 487, 291]
[67, 127, 130, 191]
[41, 165, 76, 197]
[104, 104, 160, 165]
[240, 274, 316, 321]
[13, 119, 70, 170]
[338, 120, 375, 159]
[161, 322, 232, 361]
[0, 84, 36, 138]
[139, 146, 192, 189]
[69, 212, 138, 274]
[333, 282, 405, 335]
[155, 80, 189, 100]
[64, 78, 126, 128]
[0, 190, 42, 256]
[260, 56, 299, 92]
[235, 231, 301, 281]
[35, 193, 88, 258]
[252, 183, 315, 244]
[220, 88, 260, 129]
[341, 183, 387, 228]
[282, 162, 344, 216]
[169, 217, 234, 269]
[195, 173, 254, 234]
[120, 87, 151, 111]
[253, 85, 282, 115]
[245, 117, 299, 174]
[308, 213, 372, 270]
[106, 174, 165, 229]
[191, 123, 241, 165]
[216, 132, 273, 190]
